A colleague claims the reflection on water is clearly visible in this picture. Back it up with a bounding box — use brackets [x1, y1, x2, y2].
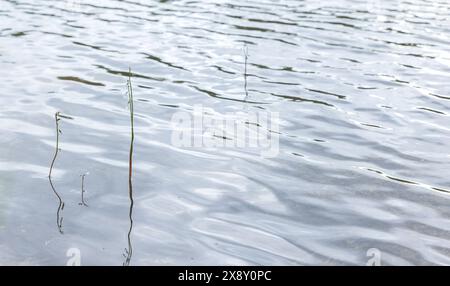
[48, 112, 65, 234]
[47, 177, 64, 234]
[123, 70, 135, 266]
[0, 0, 450, 265]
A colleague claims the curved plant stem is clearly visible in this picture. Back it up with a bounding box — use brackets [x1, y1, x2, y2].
[48, 112, 64, 234]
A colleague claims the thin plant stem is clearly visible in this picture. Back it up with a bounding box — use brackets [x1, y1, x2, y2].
[124, 67, 134, 266]
[48, 112, 64, 234]
[79, 173, 88, 207]
[243, 45, 249, 101]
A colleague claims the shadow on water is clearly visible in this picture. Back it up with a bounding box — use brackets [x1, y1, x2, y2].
[123, 68, 134, 266]
[48, 112, 73, 234]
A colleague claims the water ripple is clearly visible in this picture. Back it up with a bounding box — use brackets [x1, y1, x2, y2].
[0, 0, 449, 265]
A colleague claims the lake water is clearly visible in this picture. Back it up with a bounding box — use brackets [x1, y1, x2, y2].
[1, 0, 450, 265]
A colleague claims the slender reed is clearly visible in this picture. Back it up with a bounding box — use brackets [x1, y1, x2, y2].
[243, 45, 249, 101]
[123, 67, 134, 266]
[48, 112, 65, 234]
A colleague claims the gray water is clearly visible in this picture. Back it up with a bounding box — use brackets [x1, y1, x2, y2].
[1, 0, 450, 266]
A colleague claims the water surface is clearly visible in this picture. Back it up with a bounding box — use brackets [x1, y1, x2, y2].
[1, 0, 450, 265]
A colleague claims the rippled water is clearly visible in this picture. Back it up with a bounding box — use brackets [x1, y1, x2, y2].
[1, 0, 450, 265]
